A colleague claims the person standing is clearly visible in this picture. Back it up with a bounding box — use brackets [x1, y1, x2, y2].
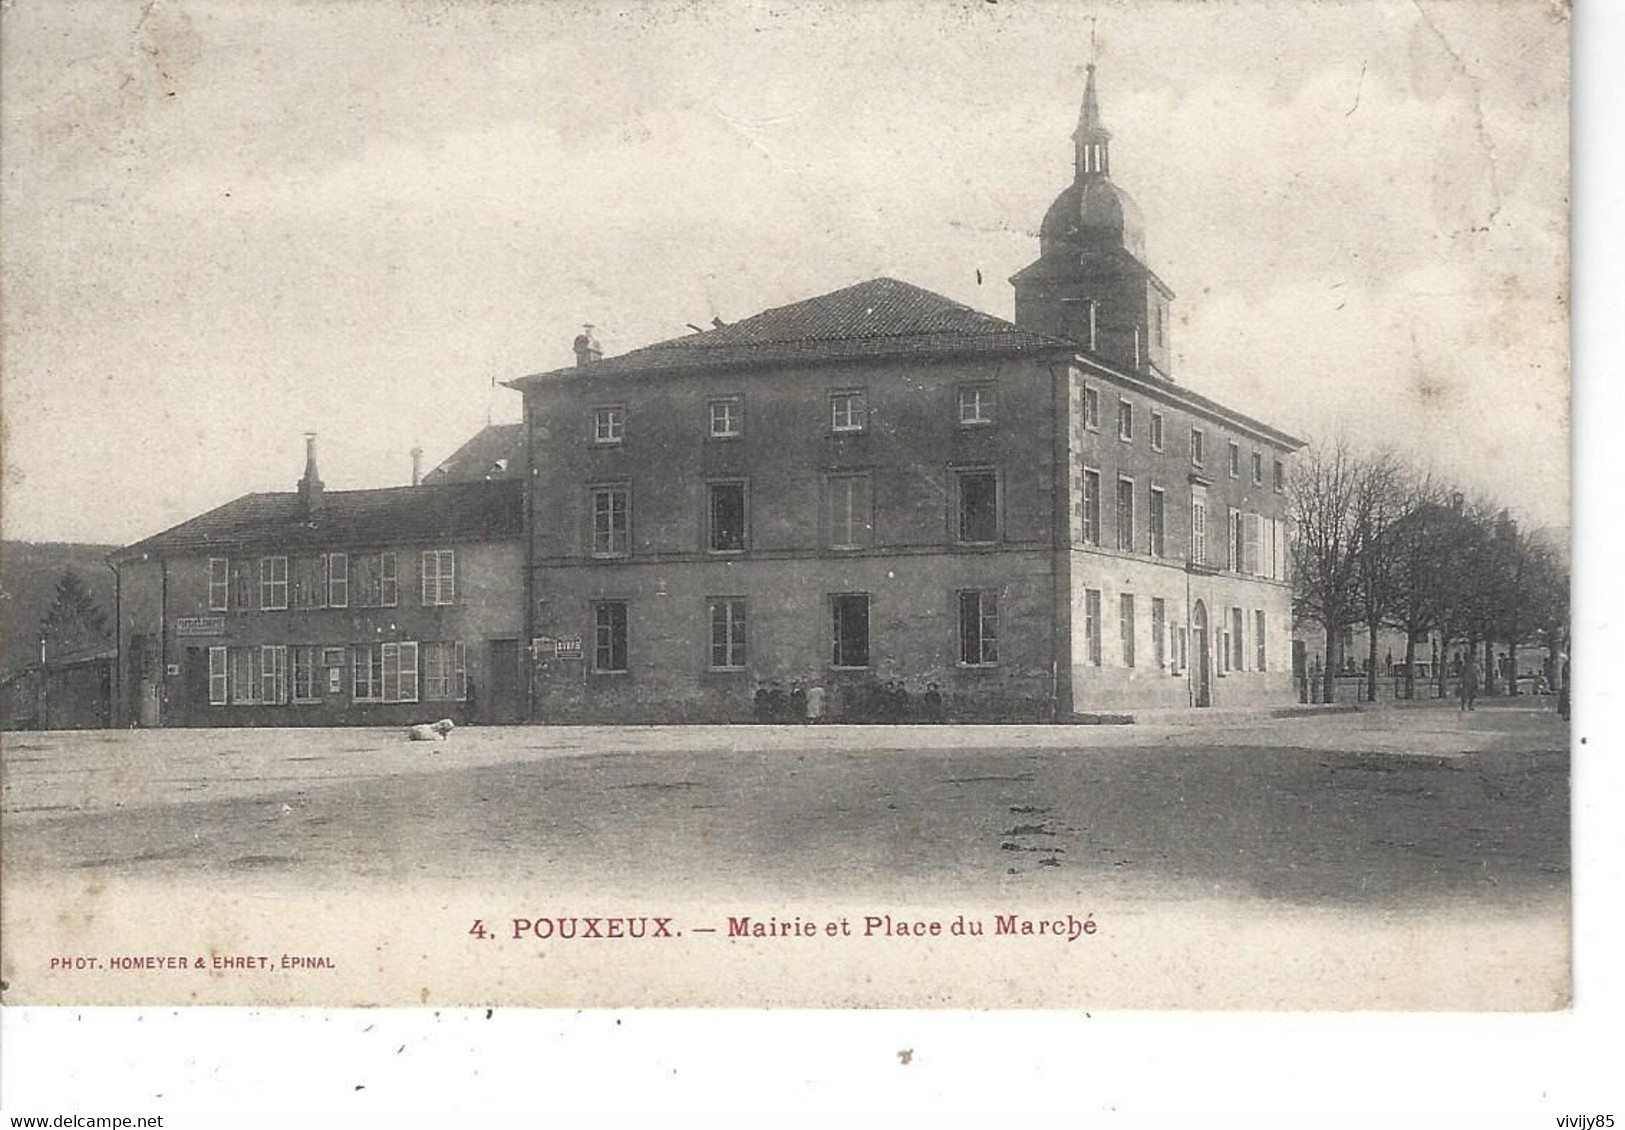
[1459, 653, 1480, 712]
[1559, 655, 1571, 721]
[805, 683, 826, 724]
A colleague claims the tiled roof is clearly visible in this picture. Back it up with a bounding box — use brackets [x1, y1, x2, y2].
[422, 424, 526, 485]
[508, 277, 1077, 385]
[115, 479, 523, 561]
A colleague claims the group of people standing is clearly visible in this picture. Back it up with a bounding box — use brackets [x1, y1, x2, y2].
[750, 677, 946, 723]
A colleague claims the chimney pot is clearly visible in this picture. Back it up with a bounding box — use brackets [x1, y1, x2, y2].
[411, 445, 424, 487]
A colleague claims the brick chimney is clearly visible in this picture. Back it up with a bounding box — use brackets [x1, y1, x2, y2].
[411, 445, 424, 487]
[297, 433, 324, 517]
[573, 324, 602, 368]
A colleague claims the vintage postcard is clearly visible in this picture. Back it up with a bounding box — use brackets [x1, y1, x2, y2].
[1, 0, 1570, 1010]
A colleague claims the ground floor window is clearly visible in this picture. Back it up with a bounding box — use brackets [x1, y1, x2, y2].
[1152, 598, 1166, 669]
[1255, 610, 1268, 671]
[1120, 594, 1136, 667]
[352, 642, 418, 702]
[260, 645, 288, 705]
[1232, 607, 1246, 671]
[293, 645, 321, 702]
[594, 601, 629, 672]
[423, 642, 468, 701]
[958, 590, 999, 666]
[709, 599, 748, 670]
[230, 647, 262, 704]
[831, 593, 870, 668]
[1084, 589, 1102, 666]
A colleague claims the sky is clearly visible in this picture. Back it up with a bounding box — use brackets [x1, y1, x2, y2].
[1, 0, 1569, 546]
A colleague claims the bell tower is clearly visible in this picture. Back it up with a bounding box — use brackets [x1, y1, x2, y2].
[1011, 62, 1175, 380]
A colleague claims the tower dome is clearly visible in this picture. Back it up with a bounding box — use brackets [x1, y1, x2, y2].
[1039, 178, 1147, 260]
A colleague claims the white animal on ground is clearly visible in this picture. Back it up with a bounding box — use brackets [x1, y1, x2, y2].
[407, 719, 455, 742]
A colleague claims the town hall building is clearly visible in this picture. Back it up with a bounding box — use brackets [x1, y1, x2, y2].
[509, 65, 1303, 722]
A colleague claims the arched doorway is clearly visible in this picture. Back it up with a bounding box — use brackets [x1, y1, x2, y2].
[1191, 600, 1211, 707]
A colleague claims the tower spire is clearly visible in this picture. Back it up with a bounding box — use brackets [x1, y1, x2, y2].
[1072, 59, 1111, 180]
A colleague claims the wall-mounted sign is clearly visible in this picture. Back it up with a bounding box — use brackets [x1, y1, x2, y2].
[175, 616, 226, 637]
[322, 647, 346, 667]
[554, 635, 584, 660]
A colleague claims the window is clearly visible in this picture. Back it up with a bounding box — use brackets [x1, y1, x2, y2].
[421, 550, 456, 606]
[229, 560, 253, 610]
[292, 645, 321, 702]
[293, 556, 328, 611]
[1245, 512, 1261, 575]
[1120, 594, 1136, 667]
[1274, 459, 1286, 493]
[593, 406, 624, 445]
[1154, 302, 1166, 349]
[1255, 610, 1268, 672]
[230, 647, 262, 704]
[384, 641, 418, 702]
[1084, 589, 1102, 666]
[831, 594, 870, 668]
[709, 599, 748, 670]
[1178, 625, 1189, 672]
[1228, 508, 1242, 572]
[958, 590, 999, 666]
[1191, 492, 1208, 565]
[353, 644, 384, 702]
[709, 397, 741, 438]
[1231, 607, 1246, 672]
[260, 645, 287, 705]
[1148, 488, 1166, 557]
[1152, 598, 1166, 669]
[1252, 451, 1264, 486]
[1082, 468, 1101, 546]
[423, 642, 468, 701]
[957, 469, 999, 544]
[1116, 478, 1135, 552]
[593, 601, 629, 672]
[327, 553, 348, 608]
[707, 482, 747, 553]
[827, 473, 873, 550]
[1118, 399, 1134, 442]
[592, 487, 630, 557]
[959, 384, 995, 426]
[1228, 440, 1241, 478]
[259, 556, 288, 611]
[208, 646, 228, 704]
[208, 559, 229, 612]
[380, 553, 398, 607]
[1150, 411, 1164, 451]
[1082, 385, 1100, 431]
[1191, 427, 1205, 467]
[830, 391, 866, 433]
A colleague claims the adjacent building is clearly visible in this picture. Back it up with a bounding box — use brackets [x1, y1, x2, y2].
[110, 437, 526, 727]
[509, 65, 1303, 722]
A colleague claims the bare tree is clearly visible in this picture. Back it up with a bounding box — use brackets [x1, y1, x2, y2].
[1290, 439, 1394, 704]
[1352, 451, 1408, 702]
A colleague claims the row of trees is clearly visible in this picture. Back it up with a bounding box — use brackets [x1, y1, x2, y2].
[1290, 440, 1569, 704]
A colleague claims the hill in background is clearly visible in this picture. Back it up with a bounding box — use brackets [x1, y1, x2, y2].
[0, 542, 119, 678]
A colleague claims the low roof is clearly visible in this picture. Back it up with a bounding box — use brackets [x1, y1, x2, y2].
[507, 277, 1077, 387]
[114, 479, 523, 562]
[422, 423, 526, 485]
